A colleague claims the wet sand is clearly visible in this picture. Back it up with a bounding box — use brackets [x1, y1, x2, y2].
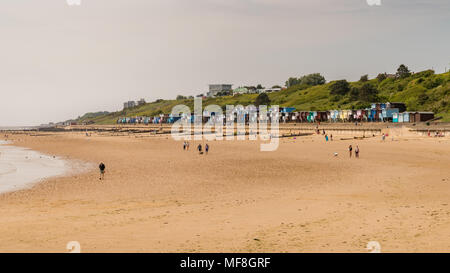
[0, 140, 71, 194]
[0, 132, 449, 252]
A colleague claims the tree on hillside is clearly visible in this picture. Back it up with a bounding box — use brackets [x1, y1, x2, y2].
[360, 74, 369, 82]
[329, 80, 350, 96]
[256, 84, 264, 89]
[396, 64, 411, 79]
[285, 77, 300, 87]
[359, 83, 379, 102]
[349, 87, 360, 101]
[176, 95, 187, 100]
[217, 90, 232, 97]
[376, 73, 387, 82]
[299, 73, 326, 86]
[255, 93, 271, 107]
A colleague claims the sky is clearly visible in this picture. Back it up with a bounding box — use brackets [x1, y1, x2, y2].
[0, 0, 449, 126]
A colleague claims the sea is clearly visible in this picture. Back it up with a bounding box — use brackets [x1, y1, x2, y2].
[0, 140, 69, 194]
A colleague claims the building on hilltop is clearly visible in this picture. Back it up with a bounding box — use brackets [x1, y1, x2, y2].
[207, 84, 233, 97]
[137, 98, 146, 106]
[123, 101, 136, 109]
[259, 87, 282, 93]
[233, 87, 249, 95]
[123, 98, 146, 109]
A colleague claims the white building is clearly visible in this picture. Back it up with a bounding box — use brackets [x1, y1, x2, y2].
[207, 84, 233, 97]
[123, 101, 136, 109]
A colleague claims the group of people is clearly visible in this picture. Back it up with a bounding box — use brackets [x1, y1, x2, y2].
[318, 128, 334, 142]
[183, 141, 210, 155]
[196, 143, 209, 155]
[98, 141, 211, 180]
[348, 145, 360, 158]
[428, 131, 445, 137]
[183, 141, 190, 151]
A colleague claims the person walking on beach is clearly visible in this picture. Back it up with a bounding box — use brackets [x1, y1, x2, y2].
[382, 133, 386, 141]
[330, 134, 333, 141]
[183, 141, 186, 151]
[348, 145, 353, 158]
[355, 145, 360, 158]
[325, 135, 329, 142]
[99, 162, 106, 180]
[197, 144, 203, 154]
[205, 143, 209, 154]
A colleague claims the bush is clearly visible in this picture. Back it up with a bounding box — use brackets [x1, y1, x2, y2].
[424, 78, 444, 89]
[255, 93, 271, 107]
[360, 74, 369, 82]
[329, 80, 350, 96]
[377, 73, 387, 82]
[349, 87, 360, 100]
[299, 73, 326, 86]
[359, 83, 379, 102]
[396, 64, 412, 79]
[417, 93, 429, 104]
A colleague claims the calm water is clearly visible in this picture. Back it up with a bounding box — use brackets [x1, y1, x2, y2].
[0, 140, 69, 194]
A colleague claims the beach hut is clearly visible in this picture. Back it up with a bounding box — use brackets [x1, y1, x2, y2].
[315, 111, 327, 121]
[376, 109, 383, 121]
[410, 112, 435, 123]
[329, 111, 335, 122]
[333, 110, 340, 122]
[398, 112, 404, 123]
[337, 110, 343, 121]
[303, 112, 308, 122]
[385, 108, 399, 122]
[281, 107, 296, 113]
[356, 110, 362, 121]
[386, 102, 407, 113]
[403, 112, 410, 123]
[349, 110, 356, 121]
[392, 112, 399, 123]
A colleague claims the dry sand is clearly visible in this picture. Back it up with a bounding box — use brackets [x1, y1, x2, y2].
[0, 131, 449, 253]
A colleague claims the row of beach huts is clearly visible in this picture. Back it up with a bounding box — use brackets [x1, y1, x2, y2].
[116, 102, 435, 125]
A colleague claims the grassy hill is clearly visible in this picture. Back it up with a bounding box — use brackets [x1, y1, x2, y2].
[77, 70, 450, 124]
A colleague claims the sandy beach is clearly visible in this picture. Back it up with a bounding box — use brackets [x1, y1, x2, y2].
[0, 130, 449, 253]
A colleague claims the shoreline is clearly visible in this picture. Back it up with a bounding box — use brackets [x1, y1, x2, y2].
[0, 131, 448, 252]
[0, 140, 69, 195]
[0, 139, 94, 196]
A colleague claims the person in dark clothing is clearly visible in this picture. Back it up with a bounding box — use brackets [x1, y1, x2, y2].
[205, 143, 209, 154]
[197, 144, 203, 154]
[348, 145, 353, 158]
[99, 162, 106, 180]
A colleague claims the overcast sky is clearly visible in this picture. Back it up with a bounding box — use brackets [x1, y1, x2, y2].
[1, 0, 449, 126]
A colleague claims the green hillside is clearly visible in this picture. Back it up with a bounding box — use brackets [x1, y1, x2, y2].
[77, 69, 450, 124]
